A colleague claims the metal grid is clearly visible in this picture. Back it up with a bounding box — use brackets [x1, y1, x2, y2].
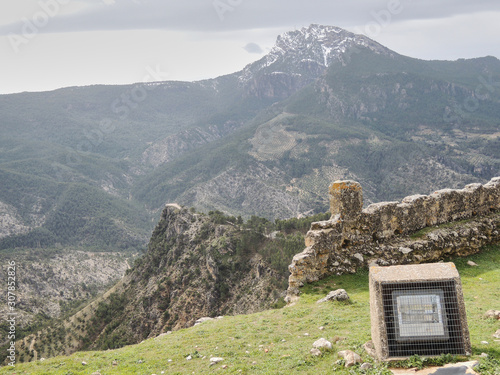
[381, 280, 467, 357]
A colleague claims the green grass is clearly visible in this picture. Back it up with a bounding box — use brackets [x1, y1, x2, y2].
[409, 217, 481, 240]
[3, 245, 499, 374]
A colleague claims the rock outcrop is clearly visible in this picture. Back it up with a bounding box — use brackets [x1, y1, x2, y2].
[286, 177, 500, 300]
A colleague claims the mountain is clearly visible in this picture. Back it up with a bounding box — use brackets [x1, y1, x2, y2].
[1, 24, 500, 337]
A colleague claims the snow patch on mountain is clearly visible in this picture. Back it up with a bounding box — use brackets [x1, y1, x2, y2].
[238, 24, 391, 85]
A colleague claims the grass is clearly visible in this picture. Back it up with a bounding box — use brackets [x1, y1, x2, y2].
[409, 217, 484, 240]
[2, 245, 499, 375]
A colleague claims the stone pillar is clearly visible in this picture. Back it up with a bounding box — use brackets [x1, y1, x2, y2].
[329, 180, 363, 221]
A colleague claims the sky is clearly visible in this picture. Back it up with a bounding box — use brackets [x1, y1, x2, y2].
[1, 0, 500, 95]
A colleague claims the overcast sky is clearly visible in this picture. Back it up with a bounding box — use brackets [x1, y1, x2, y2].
[1, 0, 500, 95]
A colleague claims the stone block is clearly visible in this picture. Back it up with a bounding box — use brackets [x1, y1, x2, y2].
[369, 263, 471, 361]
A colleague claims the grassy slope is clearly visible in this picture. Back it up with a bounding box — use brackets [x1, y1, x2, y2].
[2, 244, 499, 375]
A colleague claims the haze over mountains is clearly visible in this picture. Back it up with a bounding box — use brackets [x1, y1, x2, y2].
[1, 23, 499, 251]
[1, 23, 500, 364]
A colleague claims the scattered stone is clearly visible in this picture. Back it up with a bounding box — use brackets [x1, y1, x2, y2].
[82, 361, 87, 366]
[310, 348, 322, 357]
[303, 333, 310, 336]
[281, 339, 286, 342]
[222, 365, 228, 369]
[252, 361, 257, 365]
[399, 247, 413, 255]
[485, 310, 500, 319]
[363, 340, 376, 358]
[137, 360, 144, 364]
[195, 317, 214, 325]
[264, 348, 269, 353]
[354, 253, 364, 262]
[91, 372, 101, 375]
[317, 289, 350, 303]
[338, 350, 362, 368]
[210, 357, 224, 366]
[390, 361, 480, 375]
[312, 338, 333, 350]
[186, 355, 192, 360]
[493, 329, 500, 339]
[481, 341, 489, 345]
[168, 359, 172, 362]
[467, 261, 478, 266]
[480, 353, 488, 358]
[360, 363, 373, 370]
[40, 358, 46, 362]
[112, 359, 118, 366]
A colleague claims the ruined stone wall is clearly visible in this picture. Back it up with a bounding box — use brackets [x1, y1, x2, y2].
[286, 177, 500, 301]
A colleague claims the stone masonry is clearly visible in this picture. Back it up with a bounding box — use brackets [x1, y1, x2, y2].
[286, 177, 500, 301]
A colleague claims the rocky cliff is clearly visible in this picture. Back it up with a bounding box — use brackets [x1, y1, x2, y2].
[286, 177, 500, 300]
[12, 205, 307, 362]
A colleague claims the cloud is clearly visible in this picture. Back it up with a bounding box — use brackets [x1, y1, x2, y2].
[2, 0, 500, 36]
[243, 42, 263, 54]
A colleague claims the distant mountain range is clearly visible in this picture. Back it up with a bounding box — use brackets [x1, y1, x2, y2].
[1, 24, 499, 251]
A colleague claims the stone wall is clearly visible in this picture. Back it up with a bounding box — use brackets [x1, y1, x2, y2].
[286, 177, 500, 301]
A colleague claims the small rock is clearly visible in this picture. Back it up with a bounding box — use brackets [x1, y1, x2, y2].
[317, 289, 350, 303]
[319, 326, 325, 331]
[360, 363, 373, 370]
[222, 365, 228, 369]
[303, 333, 310, 336]
[485, 310, 500, 319]
[467, 260, 478, 266]
[91, 372, 101, 375]
[480, 353, 488, 358]
[186, 355, 192, 360]
[168, 359, 172, 362]
[210, 357, 224, 366]
[281, 339, 286, 342]
[481, 341, 489, 345]
[252, 361, 257, 365]
[310, 348, 322, 357]
[399, 247, 413, 255]
[264, 348, 269, 353]
[138, 360, 144, 364]
[493, 329, 500, 339]
[40, 358, 46, 362]
[353, 253, 364, 262]
[82, 361, 87, 366]
[195, 317, 214, 325]
[338, 350, 362, 368]
[363, 340, 376, 358]
[112, 360, 118, 366]
[312, 338, 333, 350]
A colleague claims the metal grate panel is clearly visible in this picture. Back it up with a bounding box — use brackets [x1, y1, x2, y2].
[381, 280, 466, 357]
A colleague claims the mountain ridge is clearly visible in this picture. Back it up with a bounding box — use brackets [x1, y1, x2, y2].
[0, 23, 499, 248]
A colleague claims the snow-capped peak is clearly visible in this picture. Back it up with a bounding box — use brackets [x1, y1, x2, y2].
[239, 24, 389, 84]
